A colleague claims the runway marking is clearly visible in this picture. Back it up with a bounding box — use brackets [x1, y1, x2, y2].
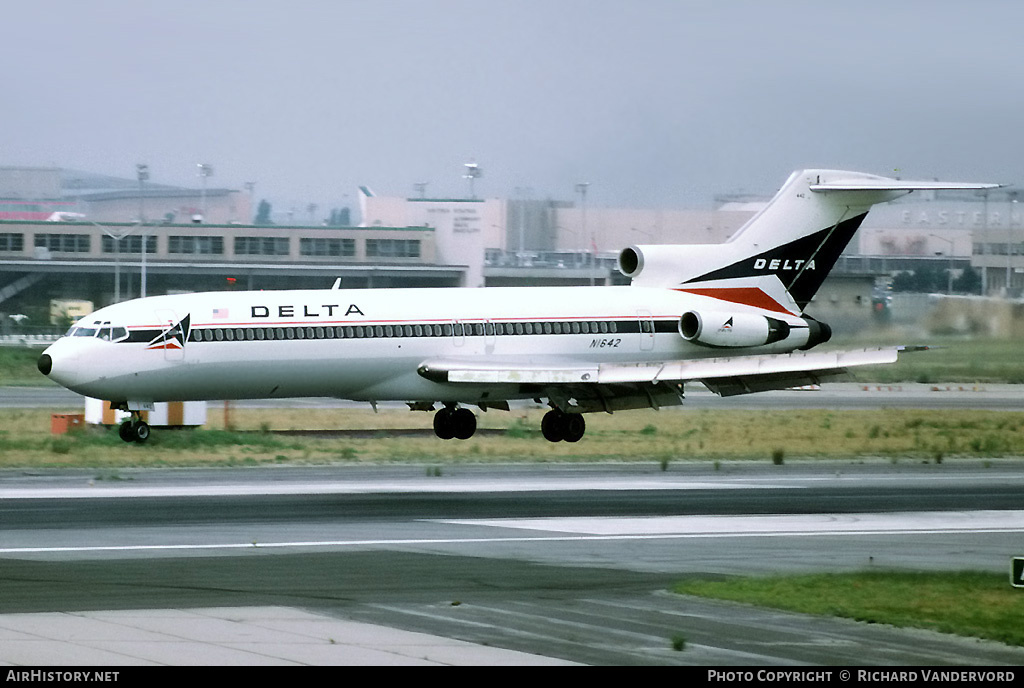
[0, 480, 789, 499]
[438, 510, 1024, 536]
[0, 511, 1021, 556]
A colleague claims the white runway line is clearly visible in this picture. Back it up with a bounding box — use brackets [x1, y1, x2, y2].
[438, 510, 1024, 536]
[0, 511, 1020, 556]
[0, 479, 790, 499]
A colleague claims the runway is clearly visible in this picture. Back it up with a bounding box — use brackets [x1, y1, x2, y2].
[2, 463, 1023, 665]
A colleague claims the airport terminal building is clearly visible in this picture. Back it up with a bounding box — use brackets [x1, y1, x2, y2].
[1, 165, 1019, 335]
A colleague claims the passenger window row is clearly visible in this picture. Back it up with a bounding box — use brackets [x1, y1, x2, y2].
[191, 320, 621, 343]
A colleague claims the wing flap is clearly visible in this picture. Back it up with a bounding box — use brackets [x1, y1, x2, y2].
[418, 361, 599, 384]
[419, 347, 904, 388]
[597, 347, 899, 384]
[699, 369, 845, 397]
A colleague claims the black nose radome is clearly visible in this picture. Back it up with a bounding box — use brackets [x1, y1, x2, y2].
[37, 353, 52, 376]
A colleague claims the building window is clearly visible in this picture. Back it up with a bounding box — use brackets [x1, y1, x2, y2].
[0, 233, 24, 252]
[101, 235, 157, 254]
[235, 236, 290, 256]
[168, 235, 224, 255]
[34, 234, 90, 253]
[300, 237, 355, 257]
[366, 239, 420, 258]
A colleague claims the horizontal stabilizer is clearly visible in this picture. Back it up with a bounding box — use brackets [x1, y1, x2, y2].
[810, 179, 1000, 192]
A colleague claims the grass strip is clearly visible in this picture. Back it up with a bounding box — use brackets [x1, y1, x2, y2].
[3, 407, 1024, 467]
[674, 571, 1024, 647]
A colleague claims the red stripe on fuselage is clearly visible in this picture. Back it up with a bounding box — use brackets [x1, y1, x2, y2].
[673, 287, 793, 315]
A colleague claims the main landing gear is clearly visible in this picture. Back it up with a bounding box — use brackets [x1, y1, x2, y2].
[427, 404, 587, 442]
[118, 412, 151, 444]
[433, 405, 477, 440]
[541, 408, 585, 443]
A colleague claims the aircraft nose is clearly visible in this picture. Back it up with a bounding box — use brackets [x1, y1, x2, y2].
[38, 340, 87, 391]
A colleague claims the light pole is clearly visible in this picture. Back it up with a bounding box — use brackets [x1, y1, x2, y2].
[137, 164, 149, 297]
[576, 182, 591, 284]
[930, 234, 954, 295]
[197, 163, 213, 221]
[414, 182, 429, 199]
[92, 221, 140, 303]
[1010, 193, 1019, 296]
[556, 225, 580, 269]
[463, 162, 482, 199]
[244, 181, 256, 223]
[136, 164, 148, 223]
[515, 187, 532, 263]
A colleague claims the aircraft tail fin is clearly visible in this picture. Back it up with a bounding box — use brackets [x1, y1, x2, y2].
[619, 170, 999, 314]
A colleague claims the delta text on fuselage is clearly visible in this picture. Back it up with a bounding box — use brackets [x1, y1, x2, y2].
[250, 303, 365, 319]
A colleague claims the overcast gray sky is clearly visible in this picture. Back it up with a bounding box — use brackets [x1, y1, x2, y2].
[3, 1, 1021, 214]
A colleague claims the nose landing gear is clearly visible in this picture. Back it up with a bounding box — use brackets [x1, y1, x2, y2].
[118, 413, 151, 443]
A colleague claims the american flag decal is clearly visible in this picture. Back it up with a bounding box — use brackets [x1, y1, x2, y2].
[212, 308, 229, 319]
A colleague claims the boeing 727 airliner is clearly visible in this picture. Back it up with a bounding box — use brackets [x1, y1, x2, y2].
[37, 170, 998, 443]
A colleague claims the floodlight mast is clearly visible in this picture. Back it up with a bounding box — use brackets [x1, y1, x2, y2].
[515, 186, 532, 261]
[463, 162, 482, 199]
[244, 181, 256, 222]
[136, 164, 149, 297]
[930, 234, 954, 295]
[576, 182, 591, 284]
[197, 163, 213, 221]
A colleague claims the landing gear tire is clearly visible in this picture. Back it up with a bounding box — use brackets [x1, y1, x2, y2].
[542, 409, 586, 443]
[433, 407, 455, 440]
[563, 413, 585, 443]
[541, 410, 565, 442]
[452, 407, 477, 440]
[118, 415, 151, 444]
[119, 421, 136, 443]
[133, 421, 151, 443]
[434, 406, 477, 440]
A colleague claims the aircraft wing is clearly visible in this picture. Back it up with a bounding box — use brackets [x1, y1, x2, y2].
[418, 346, 913, 399]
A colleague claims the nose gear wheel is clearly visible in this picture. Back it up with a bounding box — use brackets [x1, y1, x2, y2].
[118, 412, 151, 443]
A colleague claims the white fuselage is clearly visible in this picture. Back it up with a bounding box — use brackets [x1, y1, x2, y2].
[42, 284, 810, 406]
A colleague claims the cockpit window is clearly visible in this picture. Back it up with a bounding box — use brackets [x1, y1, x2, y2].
[67, 321, 127, 341]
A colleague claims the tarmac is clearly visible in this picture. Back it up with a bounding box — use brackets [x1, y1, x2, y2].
[0, 606, 576, 666]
